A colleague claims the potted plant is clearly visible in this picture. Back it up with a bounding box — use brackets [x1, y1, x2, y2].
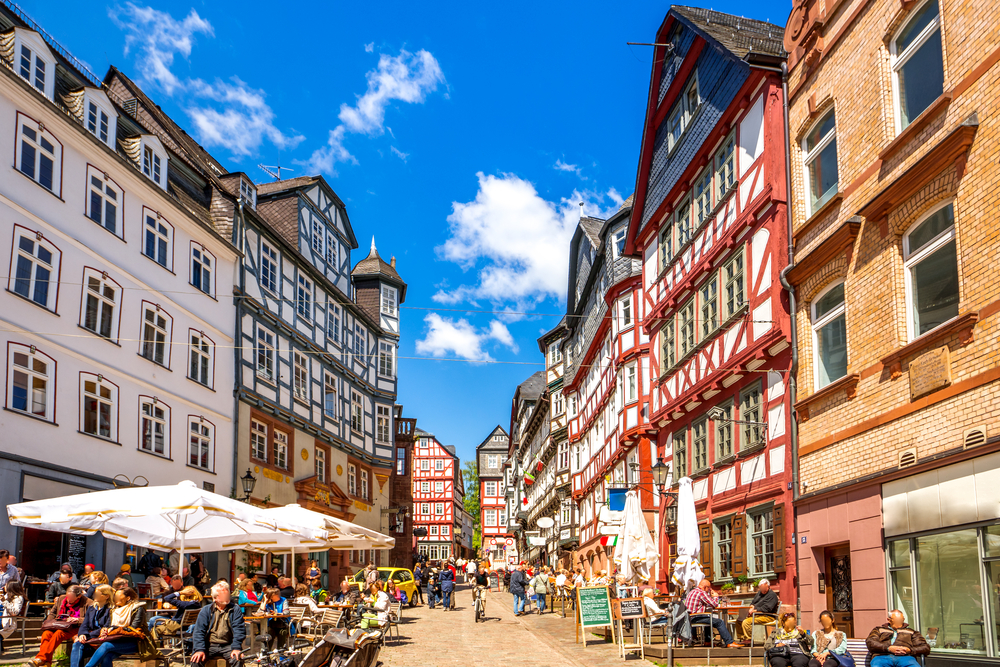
[721, 582, 735, 594]
[734, 575, 749, 593]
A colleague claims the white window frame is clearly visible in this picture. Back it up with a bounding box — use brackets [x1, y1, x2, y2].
[323, 372, 338, 419]
[723, 248, 746, 319]
[85, 166, 123, 237]
[420, 503, 429, 515]
[81, 372, 118, 442]
[188, 329, 213, 388]
[293, 351, 309, 402]
[435, 503, 444, 515]
[188, 416, 214, 471]
[429, 525, 439, 536]
[312, 219, 324, 256]
[381, 285, 398, 316]
[376, 404, 391, 444]
[239, 178, 256, 209]
[190, 243, 215, 296]
[15, 113, 62, 195]
[325, 231, 337, 266]
[354, 324, 365, 360]
[802, 110, 839, 217]
[348, 463, 357, 496]
[620, 295, 633, 329]
[140, 136, 168, 190]
[811, 281, 848, 390]
[139, 302, 172, 368]
[273, 428, 289, 470]
[80, 268, 121, 341]
[7, 343, 55, 422]
[142, 209, 173, 271]
[14, 30, 55, 99]
[260, 241, 279, 295]
[748, 506, 775, 576]
[484, 509, 496, 527]
[351, 391, 363, 432]
[84, 90, 117, 148]
[255, 325, 276, 383]
[360, 468, 369, 500]
[420, 459, 430, 471]
[435, 459, 444, 471]
[902, 201, 958, 342]
[250, 419, 268, 462]
[700, 274, 719, 339]
[675, 196, 692, 247]
[890, 0, 943, 135]
[440, 524, 449, 537]
[485, 481, 497, 497]
[693, 167, 713, 229]
[296, 274, 313, 321]
[715, 133, 736, 200]
[378, 341, 395, 378]
[327, 303, 341, 346]
[9, 226, 60, 312]
[667, 73, 701, 152]
[434, 481, 444, 493]
[138, 396, 169, 458]
[487, 454, 498, 469]
[315, 446, 326, 482]
[421, 481, 429, 493]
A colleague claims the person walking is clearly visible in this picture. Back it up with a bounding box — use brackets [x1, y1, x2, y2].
[426, 568, 438, 610]
[411, 563, 424, 606]
[529, 567, 550, 614]
[465, 560, 476, 585]
[509, 564, 528, 616]
[439, 565, 455, 612]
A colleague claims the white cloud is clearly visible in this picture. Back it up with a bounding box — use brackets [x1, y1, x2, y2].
[433, 172, 624, 307]
[111, 3, 213, 95]
[415, 314, 517, 362]
[365, 42, 375, 53]
[554, 159, 586, 179]
[301, 48, 445, 174]
[390, 146, 409, 162]
[186, 78, 304, 156]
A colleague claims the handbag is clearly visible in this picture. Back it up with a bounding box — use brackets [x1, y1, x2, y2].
[41, 618, 75, 632]
[766, 645, 791, 661]
[85, 627, 145, 646]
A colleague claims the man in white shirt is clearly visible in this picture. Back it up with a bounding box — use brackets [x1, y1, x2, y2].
[642, 589, 670, 627]
[465, 560, 477, 584]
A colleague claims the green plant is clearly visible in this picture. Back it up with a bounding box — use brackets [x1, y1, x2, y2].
[721, 582, 735, 593]
[734, 574, 749, 584]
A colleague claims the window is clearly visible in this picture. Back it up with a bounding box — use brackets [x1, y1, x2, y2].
[239, 178, 256, 208]
[85, 167, 122, 236]
[420, 503, 429, 515]
[613, 227, 627, 257]
[396, 447, 406, 475]
[421, 481, 430, 492]
[351, 391, 363, 432]
[376, 405, 391, 444]
[360, 469, 369, 501]
[327, 304, 340, 345]
[429, 525, 439, 536]
[315, 447, 326, 482]
[435, 503, 444, 515]
[139, 305, 170, 367]
[485, 481, 497, 497]
[139, 398, 168, 456]
[87, 101, 111, 145]
[378, 342, 395, 377]
[251, 419, 268, 462]
[420, 459, 430, 471]
[17, 41, 48, 94]
[435, 459, 444, 471]
[434, 481, 444, 493]
[487, 454, 498, 468]
[903, 203, 958, 340]
[715, 520, 733, 579]
[667, 75, 701, 151]
[381, 286, 397, 316]
[189, 418, 213, 470]
[693, 169, 713, 229]
[273, 429, 289, 470]
[293, 352, 309, 402]
[188, 331, 213, 387]
[624, 362, 638, 404]
[715, 134, 736, 200]
[81, 374, 116, 441]
[191, 245, 214, 295]
[740, 383, 764, 450]
[658, 221, 673, 274]
[324, 373, 337, 418]
[354, 324, 365, 360]
[348, 464, 357, 496]
[679, 298, 696, 357]
[260, 242, 278, 294]
[440, 525, 449, 536]
[692, 418, 708, 472]
[16, 115, 60, 194]
[8, 344, 54, 421]
[811, 282, 847, 389]
[141, 140, 167, 190]
[803, 110, 839, 216]
[548, 342, 562, 366]
[296, 275, 313, 321]
[498, 509, 507, 526]
[255, 326, 275, 382]
[661, 316, 676, 372]
[715, 401, 734, 460]
[723, 251, 745, 319]
[81, 270, 120, 340]
[675, 198, 692, 247]
[11, 229, 59, 311]
[551, 391, 564, 416]
[891, 0, 944, 132]
[312, 220, 324, 256]
[749, 507, 775, 575]
[484, 509, 496, 527]
[143, 211, 172, 270]
[325, 231, 337, 266]
[672, 430, 687, 482]
[620, 296, 632, 328]
[558, 441, 570, 469]
[701, 276, 718, 338]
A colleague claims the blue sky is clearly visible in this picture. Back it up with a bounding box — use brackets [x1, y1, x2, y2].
[22, 0, 790, 466]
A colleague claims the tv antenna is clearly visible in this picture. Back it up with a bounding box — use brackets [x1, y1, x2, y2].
[258, 160, 293, 181]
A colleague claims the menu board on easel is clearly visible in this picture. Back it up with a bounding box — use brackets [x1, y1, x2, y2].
[67, 534, 87, 576]
[576, 586, 615, 647]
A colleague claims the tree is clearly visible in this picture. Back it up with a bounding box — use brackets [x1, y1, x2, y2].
[462, 460, 481, 550]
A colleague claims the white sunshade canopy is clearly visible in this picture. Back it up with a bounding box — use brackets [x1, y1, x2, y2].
[261, 504, 395, 552]
[6, 480, 329, 557]
[670, 477, 705, 591]
[612, 489, 659, 584]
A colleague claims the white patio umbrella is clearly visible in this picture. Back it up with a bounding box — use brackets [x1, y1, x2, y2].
[6, 480, 328, 575]
[260, 504, 395, 584]
[670, 477, 704, 591]
[612, 489, 659, 584]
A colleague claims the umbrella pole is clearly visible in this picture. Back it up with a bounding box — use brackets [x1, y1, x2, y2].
[179, 533, 185, 584]
[291, 546, 296, 587]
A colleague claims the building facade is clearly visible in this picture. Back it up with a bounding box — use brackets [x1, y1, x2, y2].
[477, 426, 511, 565]
[0, 10, 237, 579]
[387, 406, 417, 568]
[412, 428, 459, 561]
[506, 372, 552, 566]
[625, 7, 797, 597]
[783, 0, 1000, 658]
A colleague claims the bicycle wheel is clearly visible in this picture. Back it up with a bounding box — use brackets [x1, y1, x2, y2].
[475, 601, 482, 622]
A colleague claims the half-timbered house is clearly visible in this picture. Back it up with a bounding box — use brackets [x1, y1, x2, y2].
[412, 428, 459, 561]
[477, 425, 511, 565]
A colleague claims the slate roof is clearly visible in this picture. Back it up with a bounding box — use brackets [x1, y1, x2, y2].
[476, 426, 509, 451]
[255, 196, 300, 252]
[671, 6, 786, 60]
[516, 371, 547, 402]
[579, 216, 604, 248]
[352, 238, 406, 287]
[257, 176, 318, 196]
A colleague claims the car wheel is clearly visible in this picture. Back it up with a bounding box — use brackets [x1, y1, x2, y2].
[408, 591, 416, 607]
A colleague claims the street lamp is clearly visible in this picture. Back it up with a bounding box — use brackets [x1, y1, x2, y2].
[240, 468, 257, 502]
[651, 458, 670, 487]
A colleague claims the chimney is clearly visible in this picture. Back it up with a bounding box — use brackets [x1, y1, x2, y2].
[390, 256, 396, 269]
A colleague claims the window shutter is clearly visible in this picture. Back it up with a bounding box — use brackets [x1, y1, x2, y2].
[732, 514, 746, 577]
[773, 503, 786, 573]
[699, 522, 713, 580]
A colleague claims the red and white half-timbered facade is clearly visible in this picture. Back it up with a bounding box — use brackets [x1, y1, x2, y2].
[412, 428, 458, 561]
[477, 426, 512, 564]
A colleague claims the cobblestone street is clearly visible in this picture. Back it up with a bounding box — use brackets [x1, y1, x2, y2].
[381, 582, 650, 667]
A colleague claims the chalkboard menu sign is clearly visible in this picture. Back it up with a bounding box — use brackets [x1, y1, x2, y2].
[578, 586, 613, 627]
[68, 534, 87, 575]
[614, 597, 646, 620]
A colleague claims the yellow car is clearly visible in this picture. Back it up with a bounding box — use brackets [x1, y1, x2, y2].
[348, 567, 418, 606]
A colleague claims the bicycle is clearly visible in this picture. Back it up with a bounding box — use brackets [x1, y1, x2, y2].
[474, 586, 487, 623]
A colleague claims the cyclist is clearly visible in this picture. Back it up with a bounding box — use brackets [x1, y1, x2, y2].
[473, 570, 489, 622]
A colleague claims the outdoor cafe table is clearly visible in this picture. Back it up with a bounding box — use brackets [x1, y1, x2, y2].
[244, 613, 290, 647]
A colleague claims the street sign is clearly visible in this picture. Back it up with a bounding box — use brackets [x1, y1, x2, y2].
[576, 586, 614, 647]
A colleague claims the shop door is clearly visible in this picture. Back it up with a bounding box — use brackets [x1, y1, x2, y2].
[825, 546, 854, 637]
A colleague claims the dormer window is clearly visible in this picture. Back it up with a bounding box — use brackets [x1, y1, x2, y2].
[82, 89, 117, 149]
[13, 30, 55, 100]
[239, 177, 256, 209]
[138, 136, 168, 190]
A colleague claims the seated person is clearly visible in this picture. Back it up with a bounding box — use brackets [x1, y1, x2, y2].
[144, 568, 170, 598]
[865, 610, 930, 667]
[277, 578, 294, 600]
[236, 578, 259, 606]
[684, 579, 739, 648]
[309, 580, 327, 604]
[333, 581, 360, 606]
[257, 588, 288, 650]
[46, 567, 75, 602]
[84, 587, 159, 667]
[84, 572, 108, 600]
[33, 585, 87, 666]
[764, 612, 813, 667]
[642, 589, 670, 627]
[740, 579, 780, 642]
[191, 583, 245, 667]
[70, 584, 113, 667]
[811, 610, 850, 667]
[359, 582, 390, 630]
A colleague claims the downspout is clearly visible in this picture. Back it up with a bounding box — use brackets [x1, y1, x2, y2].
[777, 61, 802, 613]
[232, 199, 246, 500]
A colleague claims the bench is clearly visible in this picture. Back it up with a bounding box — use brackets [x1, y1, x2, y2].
[844, 638, 926, 667]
